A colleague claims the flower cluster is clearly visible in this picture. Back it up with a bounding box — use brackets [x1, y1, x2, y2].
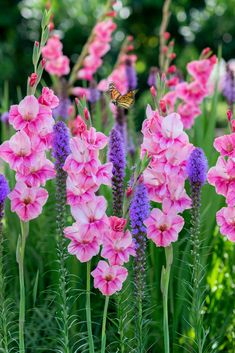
[42, 35, 70, 77]
[208, 125, 235, 242]
[0, 88, 59, 221]
[98, 36, 137, 95]
[141, 105, 194, 247]
[77, 18, 117, 81]
[63, 112, 135, 295]
[163, 50, 217, 129]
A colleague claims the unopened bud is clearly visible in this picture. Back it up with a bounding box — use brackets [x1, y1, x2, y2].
[160, 99, 167, 113]
[150, 85, 157, 97]
[84, 107, 90, 120]
[167, 65, 176, 74]
[29, 73, 37, 87]
[164, 32, 170, 40]
[126, 187, 133, 198]
[227, 110, 232, 121]
[169, 52, 176, 60]
[35, 41, 39, 47]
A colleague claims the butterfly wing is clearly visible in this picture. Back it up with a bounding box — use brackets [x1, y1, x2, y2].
[108, 82, 122, 101]
[116, 89, 138, 109]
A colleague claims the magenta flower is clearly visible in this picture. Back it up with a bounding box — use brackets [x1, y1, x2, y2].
[42, 35, 63, 60]
[187, 56, 217, 87]
[144, 208, 184, 247]
[176, 81, 208, 105]
[91, 260, 128, 296]
[8, 182, 48, 222]
[64, 222, 101, 262]
[216, 207, 235, 242]
[38, 87, 59, 109]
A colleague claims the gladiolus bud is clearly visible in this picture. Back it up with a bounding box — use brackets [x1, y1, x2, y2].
[126, 187, 133, 198]
[29, 73, 38, 87]
[160, 99, 167, 113]
[169, 52, 176, 60]
[35, 41, 39, 47]
[84, 107, 90, 121]
[164, 32, 170, 40]
[169, 40, 175, 47]
[161, 73, 166, 82]
[127, 45, 134, 51]
[163, 46, 168, 54]
[227, 110, 232, 121]
[106, 10, 116, 17]
[167, 65, 176, 74]
[127, 35, 134, 41]
[150, 85, 157, 97]
[41, 58, 46, 68]
[75, 97, 79, 105]
[49, 22, 54, 31]
[202, 47, 211, 56]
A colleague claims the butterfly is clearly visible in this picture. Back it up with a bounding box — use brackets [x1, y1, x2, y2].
[107, 82, 138, 109]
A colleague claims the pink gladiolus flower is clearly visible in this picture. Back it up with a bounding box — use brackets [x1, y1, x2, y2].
[177, 103, 201, 129]
[101, 228, 135, 265]
[38, 87, 59, 109]
[64, 222, 101, 262]
[66, 174, 97, 205]
[216, 207, 235, 242]
[91, 260, 128, 296]
[187, 56, 217, 87]
[109, 216, 127, 232]
[42, 35, 63, 60]
[213, 133, 235, 157]
[82, 127, 108, 150]
[144, 208, 184, 247]
[72, 87, 90, 100]
[89, 41, 110, 57]
[70, 196, 109, 237]
[176, 81, 207, 104]
[16, 155, 55, 187]
[208, 157, 235, 206]
[45, 55, 70, 77]
[8, 182, 48, 222]
[0, 130, 41, 173]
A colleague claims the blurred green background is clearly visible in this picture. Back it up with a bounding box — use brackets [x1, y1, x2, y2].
[0, 0, 234, 101]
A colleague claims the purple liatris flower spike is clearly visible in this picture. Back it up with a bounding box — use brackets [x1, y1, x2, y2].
[147, 67, 158, 87]
[222, 64, 235, 106]
[187, 147, 208, 187]
[125, 58, 137, 91]
[130, 182, 149, 297]
[108, 127, 126, 217]
[0, 174, 9, 234]
[1, 112, 9, 124]
[53, 97, 71, 120]
[89, 80, 101, 104]
[52, 121, 71, 170]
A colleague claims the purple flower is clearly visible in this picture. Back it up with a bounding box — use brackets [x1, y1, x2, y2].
[125, 59, 137, 91]
[1, 112, 9, 124]
[52, 121, 71, 170]
[222, 65, 235, 105]
[147, 67, 158, 87]
[89, 88, 100, 104]
[0, 174, 9, 205]
[108, 127, 126, 217]
[53, 98, 71, 120]
[187, 148, 208, 187]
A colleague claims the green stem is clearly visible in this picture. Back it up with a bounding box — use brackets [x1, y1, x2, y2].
[101, 296, 109, 353]
[161, 245, 173, 353]
[18, 221, 29, 353]
[86, 261, 95, 353]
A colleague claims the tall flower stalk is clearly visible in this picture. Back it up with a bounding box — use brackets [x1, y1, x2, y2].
[0, 175, 10, 352]
[161, 245, 173, 353]
[52, 121, 71, 352]
[86, 261, 95, 353]
[186, 147, 208, 352]
[17, 221, 29, 353]
[130, 181, 149, 352]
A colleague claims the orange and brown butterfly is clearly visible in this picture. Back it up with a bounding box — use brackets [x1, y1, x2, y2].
[107, 82, 138, 109]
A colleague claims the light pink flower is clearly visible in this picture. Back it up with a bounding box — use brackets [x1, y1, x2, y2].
[71, 196, 109, 238]
[16, 155, 55, 187]
[9, 95, 54, 133]
[94, 19, 117, 42]
[143, 161, 167, 202]
[45, 55, 70, 77]
[66, 174, 97, 205]
[72, 87, 90, 100]
[213, 133, 235, 157]
[64, 222, 101, 262]
[8, 182, 48, 222]
[42, 35, 63, 60]
[208, 157, 235, 205]
[89, 41, 110, 57]
[164, 181, 191, 213]
[101, 228, 135, 265]
[0, 130, 40, 173]
[82, 127, 108, 150]
[216, 207, 235, 242]
[91, 260, 128, 296]
[144, 208, 184, 247]
[38, 87, 59, 109]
